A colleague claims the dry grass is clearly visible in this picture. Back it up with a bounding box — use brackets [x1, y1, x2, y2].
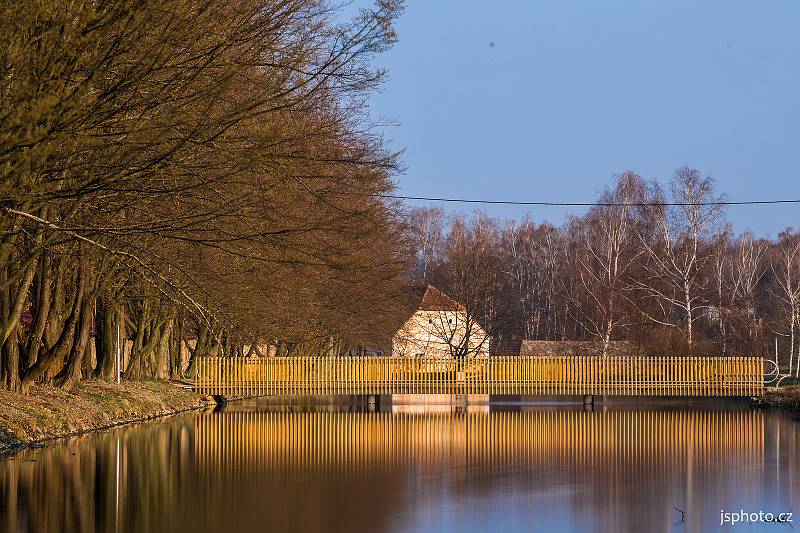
[762, 385, 800, 415]
[0, 380, 211, 449]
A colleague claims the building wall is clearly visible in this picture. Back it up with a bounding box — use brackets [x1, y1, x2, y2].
[392, 310, 488, 357]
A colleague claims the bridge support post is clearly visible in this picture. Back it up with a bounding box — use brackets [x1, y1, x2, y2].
[452, 394, 467, 405]
[583, 394, 594, 409]
[367, 394, 380, 411]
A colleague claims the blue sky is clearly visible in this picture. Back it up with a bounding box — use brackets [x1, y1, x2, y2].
[350, 1, 799, 236]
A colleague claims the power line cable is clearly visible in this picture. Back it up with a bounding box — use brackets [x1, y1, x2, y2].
[352, 193, 800, 207]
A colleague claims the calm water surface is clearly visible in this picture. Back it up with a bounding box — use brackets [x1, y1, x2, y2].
[1, 400, 799, 533]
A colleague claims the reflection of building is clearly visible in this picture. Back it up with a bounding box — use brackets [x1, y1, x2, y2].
[391, 285, 488, 357]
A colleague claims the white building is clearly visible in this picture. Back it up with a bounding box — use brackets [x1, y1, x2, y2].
[392, 285, 488, 358]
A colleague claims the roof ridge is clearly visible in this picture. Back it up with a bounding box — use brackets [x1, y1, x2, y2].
[416, 284, 465, 312]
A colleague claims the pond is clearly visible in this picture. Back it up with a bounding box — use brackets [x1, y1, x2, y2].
[1, 399, 798, 532]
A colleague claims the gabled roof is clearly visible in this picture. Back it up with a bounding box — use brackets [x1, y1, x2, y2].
[388, 285, 470, 337]
[411, 285, 465, 312]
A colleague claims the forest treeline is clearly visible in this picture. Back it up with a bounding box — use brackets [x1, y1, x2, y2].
[2, 2, 798, 394]
[0, 0, 409, 391]
[409, 169, 800, 375]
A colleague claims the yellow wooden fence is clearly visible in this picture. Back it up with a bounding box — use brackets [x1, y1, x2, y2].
[193, 356, 764, 397]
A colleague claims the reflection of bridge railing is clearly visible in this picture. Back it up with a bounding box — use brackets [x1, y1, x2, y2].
[194, 411, 765, 474]
[194, 355, 764, 397]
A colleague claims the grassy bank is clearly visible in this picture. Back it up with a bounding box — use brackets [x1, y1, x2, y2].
[756, 385, 800, 416]
[0, 380, 213, 451]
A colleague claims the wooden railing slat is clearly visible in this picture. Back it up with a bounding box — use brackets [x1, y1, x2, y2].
[193, 355, 765, 398]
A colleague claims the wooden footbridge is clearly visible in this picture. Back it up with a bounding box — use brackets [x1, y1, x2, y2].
[193, 355, 764, 397]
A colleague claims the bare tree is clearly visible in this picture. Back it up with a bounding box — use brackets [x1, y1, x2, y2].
[730, 232, 768, 350]
[710, 229, 734, 355]
[0, 0, 409, 389]
[504, 220, 569, 342]
[401, 173, 794, 359]
[634, 167, 725, 353]
[572, 172, 645, 355]
[769, 231, 800, 375]
[421, 215, 504, 356]
[408, 208, 445, 285]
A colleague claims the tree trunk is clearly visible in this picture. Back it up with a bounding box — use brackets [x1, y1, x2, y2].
[601, 318, 612, 357]
[1, 256, 34, 338]
[22, 268, 85, 388]
[94, 298, 117, 380]
[2, 326, 21, 391]
[789, 310, 796, 376]
[170, 314, 183, 379]
[685, 284, 693, 355]
[23, 251, 52, 370]
[185, 324, 208, 378]
[81, 333, 94, 378]
[125, 312, 167, 380]
[154, 318, 173, 379]
[54, 294, 94, 390]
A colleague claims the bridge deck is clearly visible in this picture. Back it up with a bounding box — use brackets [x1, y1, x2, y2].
[194, 356, 764, 397]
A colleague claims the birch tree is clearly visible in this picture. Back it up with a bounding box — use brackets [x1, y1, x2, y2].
[770, 231, 800, 375]
[730, 232, 768, 351]
[573, 172, 645, 355]
[409, 208, 445, 285]
[634, 167, 725, 353]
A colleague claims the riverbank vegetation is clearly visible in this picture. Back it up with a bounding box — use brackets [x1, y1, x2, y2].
[0, 380, 208, 450]
[409, 170, 800, 374]
[1, 0, 409, 391]
[756, 386, 800, 416]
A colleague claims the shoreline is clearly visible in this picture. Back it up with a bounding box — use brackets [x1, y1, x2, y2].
[0, 380, 215, 453]
[2, 384, 798, 453]
[751, 386, 800, 417]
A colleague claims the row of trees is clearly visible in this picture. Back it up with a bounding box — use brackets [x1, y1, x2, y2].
[3, 3, 796, 394]
[0, 0, 410, 391]
[409, 168, 800, 374]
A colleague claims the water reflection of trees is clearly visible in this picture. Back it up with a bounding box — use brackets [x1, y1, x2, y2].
[0, 417, 198, 533]
[1, 409, 798, 533]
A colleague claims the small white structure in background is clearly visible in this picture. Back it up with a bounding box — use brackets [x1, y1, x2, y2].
[391, 285, 488, 358]
[518, 340, 637, 357]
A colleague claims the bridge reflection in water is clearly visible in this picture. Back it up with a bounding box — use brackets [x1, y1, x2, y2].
[1, 407, 798, 533]
[195, 410, 765, 474]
